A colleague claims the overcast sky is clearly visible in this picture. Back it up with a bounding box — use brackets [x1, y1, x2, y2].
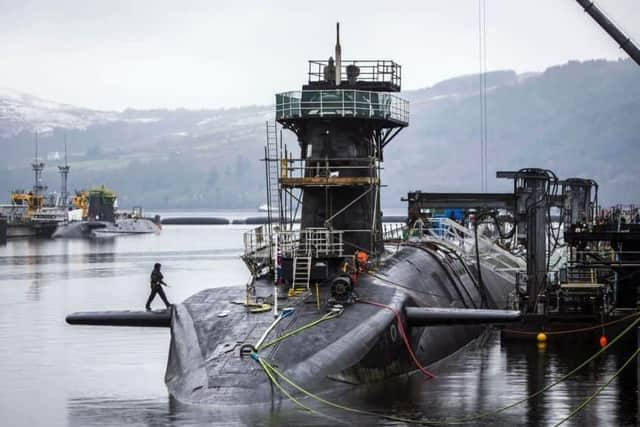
[1, 0, 638, 110]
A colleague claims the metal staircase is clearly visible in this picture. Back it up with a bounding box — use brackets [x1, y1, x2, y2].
[291, 256, 311, 292]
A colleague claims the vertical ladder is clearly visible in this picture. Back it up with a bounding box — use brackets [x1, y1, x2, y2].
[265, 121, 281, 232]
[291, 256, 311, 292]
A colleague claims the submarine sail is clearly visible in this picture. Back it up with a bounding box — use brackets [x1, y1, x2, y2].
[163, 24, 519, 405]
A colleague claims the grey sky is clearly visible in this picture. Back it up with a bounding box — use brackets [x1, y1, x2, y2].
[1, 0, 638, 110]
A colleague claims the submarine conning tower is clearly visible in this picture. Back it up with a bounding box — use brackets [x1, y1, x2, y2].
[275, 23, 409, 257]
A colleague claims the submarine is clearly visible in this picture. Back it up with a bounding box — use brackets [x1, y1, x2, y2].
[53, 187, 160, 238]
[67, 25, 521, 409]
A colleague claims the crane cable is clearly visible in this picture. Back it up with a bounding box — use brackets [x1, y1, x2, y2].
[478, 0, 488, 192]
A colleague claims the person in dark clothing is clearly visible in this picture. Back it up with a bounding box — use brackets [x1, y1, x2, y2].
[146, 263, 171, 310]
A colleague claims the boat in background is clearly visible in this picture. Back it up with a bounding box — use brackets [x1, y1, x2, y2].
[0, 191, 67, 238]
[258, 203, 271, 212]
[0, 136, 72, 238]
[30, 206, 69, 237]
[53, 187, 160, 238]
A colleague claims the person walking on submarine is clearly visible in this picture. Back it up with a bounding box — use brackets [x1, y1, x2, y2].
[146, 263, 171, 311]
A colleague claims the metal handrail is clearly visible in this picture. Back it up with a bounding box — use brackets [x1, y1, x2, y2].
[243, 227, 344, 259]
[571, 250, 640, 255]
[307, 60, 401, 87]
[423, 218, 526, 282]
[275, 89, 409, 125]
[279, 228, 344, 257]
[278, 158, 378, 180]
[381, 219, 526, 283]
[382, 223, 407, 241]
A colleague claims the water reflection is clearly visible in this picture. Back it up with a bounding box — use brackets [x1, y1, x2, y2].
[64, 331, 639, 426]
[0, 224, 638, 426]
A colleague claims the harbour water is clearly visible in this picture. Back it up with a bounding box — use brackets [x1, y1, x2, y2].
[0, 211, 637, 426]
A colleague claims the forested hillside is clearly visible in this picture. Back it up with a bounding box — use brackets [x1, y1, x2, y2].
[1, 59, 638, 208]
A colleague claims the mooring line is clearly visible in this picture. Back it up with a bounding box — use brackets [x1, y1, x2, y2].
[503, 311, 640, 336]
[251, 314, 640, 425]
[553, 346, 640, 426]
[257, 309, 341, 351]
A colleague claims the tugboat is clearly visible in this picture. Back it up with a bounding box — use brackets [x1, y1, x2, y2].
[0, 191, 41, 238]
[0, 191, 67, 238]
[67, 25, 520, 408]
[0, 139, 71, 238]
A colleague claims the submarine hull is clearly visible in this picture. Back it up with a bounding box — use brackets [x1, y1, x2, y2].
[53, 218, 160, 238]
[165, 243, 513, 405]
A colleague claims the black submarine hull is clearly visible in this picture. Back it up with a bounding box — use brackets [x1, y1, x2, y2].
[165, 243, 514, 405]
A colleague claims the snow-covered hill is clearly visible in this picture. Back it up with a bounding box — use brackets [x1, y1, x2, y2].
[0, 88, 119, 138]
[0, 87, 274, 141]
[0, 70, 518, 141]
[1, 59, 637, 208]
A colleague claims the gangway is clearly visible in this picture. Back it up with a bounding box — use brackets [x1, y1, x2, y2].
[417, 218, 526, 284]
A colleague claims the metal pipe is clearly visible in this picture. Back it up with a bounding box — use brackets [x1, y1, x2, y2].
[273, 233, 279, 317]
[335, 22, 342, 85]
[323, 187, 373, 228]
[405, 307, 521, 326]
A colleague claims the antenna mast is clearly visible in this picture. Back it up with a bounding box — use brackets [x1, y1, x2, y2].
[335, 22, 342, 85]
[58, 135, 70, 207]
[32, 131, 46, 196]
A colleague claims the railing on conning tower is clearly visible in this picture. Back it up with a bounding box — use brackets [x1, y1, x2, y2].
[278, 157, 379, 188]
[243, 227, 344, 260]
[308, 60, 402, 88]
[279, 228, 344, 257]
[275, 90, 409, 126]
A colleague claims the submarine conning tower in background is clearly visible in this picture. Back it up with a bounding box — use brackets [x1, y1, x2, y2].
[275, 23, 409, 257]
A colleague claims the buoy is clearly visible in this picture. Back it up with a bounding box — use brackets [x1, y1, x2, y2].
[599, 335, 608, 348]
[537, 332, 547, 343]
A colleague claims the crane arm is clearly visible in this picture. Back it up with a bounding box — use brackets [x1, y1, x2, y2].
[576, 0, 640, 66]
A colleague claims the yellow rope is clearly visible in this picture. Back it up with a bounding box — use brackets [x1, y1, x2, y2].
[253, 314, 640, 425]
[257, 311, 340, 351]
[554, 346, 640, 426]
[503, 311, 640, 335]
[256, 355, 351, 426]
[257, 357, 321, 416]
[260, 358, 408, 421]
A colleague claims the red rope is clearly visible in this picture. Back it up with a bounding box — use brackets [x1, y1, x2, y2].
[360, 299, 436, 379]
[502, 311, 640, 336]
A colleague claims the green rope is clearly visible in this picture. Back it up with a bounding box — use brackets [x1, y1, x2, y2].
[257, 311, 340, 351]
[257, 357, 321, 416]
[261, 357, 408, 421]
[254, 315, 640, 425]
[426, 314, 640, 424]
[553, 345, 640, 426]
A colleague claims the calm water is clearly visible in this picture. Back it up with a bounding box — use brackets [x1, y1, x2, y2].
[0, 213, 638, 426]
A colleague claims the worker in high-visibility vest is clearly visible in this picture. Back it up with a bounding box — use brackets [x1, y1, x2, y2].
[353, 250, 369, 283]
